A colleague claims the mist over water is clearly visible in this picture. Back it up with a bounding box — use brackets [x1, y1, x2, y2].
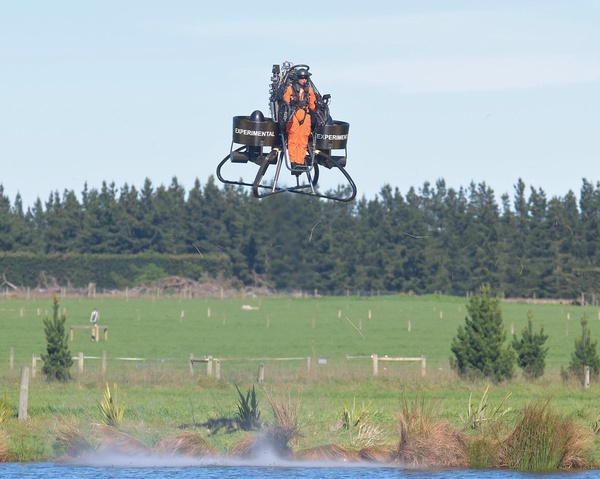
[3, 455, 600, 479]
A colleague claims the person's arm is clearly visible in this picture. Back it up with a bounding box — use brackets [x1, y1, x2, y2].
[308, 87, 316, 112]
[283, 85, 292, 104]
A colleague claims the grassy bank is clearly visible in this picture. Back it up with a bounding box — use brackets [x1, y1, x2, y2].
[1, 294, 600, 467]
[1, 375, 599, 467]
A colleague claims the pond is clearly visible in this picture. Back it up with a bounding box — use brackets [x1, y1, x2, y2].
[1, 455, 599, 479]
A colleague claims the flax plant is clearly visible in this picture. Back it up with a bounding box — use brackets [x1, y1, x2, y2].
[342, 398, 373, 429]
[99, 383, 125, 427]
[235, 385, 261, 431]
[462, 385, 512, 431]
[462, 386, 512, 468]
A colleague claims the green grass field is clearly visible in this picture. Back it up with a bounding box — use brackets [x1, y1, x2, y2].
[1, 293, 596, 378]
[1, 293, 600, 463]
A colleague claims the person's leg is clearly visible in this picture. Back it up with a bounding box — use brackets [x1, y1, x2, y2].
[287, 115, 310, 166]
[287, 118, 303, 165]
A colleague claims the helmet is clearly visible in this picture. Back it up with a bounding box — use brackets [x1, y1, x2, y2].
[295, 68, 311, 80]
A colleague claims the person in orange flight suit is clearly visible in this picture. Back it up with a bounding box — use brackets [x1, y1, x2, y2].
[283, 68, 316, 169]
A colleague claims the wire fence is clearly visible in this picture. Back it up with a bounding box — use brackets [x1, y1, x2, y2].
[6, 348, 428, 383]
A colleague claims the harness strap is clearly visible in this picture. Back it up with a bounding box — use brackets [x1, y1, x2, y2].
[291, 83, 311, 125]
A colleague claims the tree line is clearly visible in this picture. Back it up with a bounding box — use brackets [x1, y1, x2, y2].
[1, 176, 600, 298]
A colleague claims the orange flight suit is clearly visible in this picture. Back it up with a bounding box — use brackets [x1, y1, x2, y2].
[283, 82, 316, 166]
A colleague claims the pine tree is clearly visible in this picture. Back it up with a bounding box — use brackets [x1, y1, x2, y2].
[450, 283, 515, 382]
[568, 313, 600, 383]
[42, 296, 73, 381]
[512, 310, 548, 380]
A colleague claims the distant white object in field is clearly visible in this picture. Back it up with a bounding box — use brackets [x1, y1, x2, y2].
[241, 305, 260, 311]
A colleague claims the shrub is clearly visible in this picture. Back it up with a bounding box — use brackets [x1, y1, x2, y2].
[450, 284, 515, 382]
[512, 310, 549, 380]
[41, 296, 73, 381]
[568, 314, 600, 384]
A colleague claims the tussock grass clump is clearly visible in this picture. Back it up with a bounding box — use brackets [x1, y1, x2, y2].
[228, 427, 294, 459]
[261, 425, 295, 458]
[0, 431, 8, 462]
[358, 445, 395, 463]
[499, 399, 593, 470]
[466, 436, 503, 469]
[337, 398, 388, 450]
[393, 399, 467, 468]
[53, 422, 96, 458]
[95, 424, 151, 456]
[156, 431, 219, 457]
[351, 420, 387, 449]
[0, 394, 13, 425]
[228, 386, 302, 459]
[295, 444, 359, 462]
[263, 387, 301, 446]
[228, 433, 258, 458]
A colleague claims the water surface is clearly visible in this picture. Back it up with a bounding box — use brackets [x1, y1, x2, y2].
[2, 457, 599, 479]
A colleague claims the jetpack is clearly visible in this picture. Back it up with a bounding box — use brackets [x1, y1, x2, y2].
[216, 62, 356, 202]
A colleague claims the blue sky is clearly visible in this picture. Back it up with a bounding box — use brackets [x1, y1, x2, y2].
[1, 1, 599, 208]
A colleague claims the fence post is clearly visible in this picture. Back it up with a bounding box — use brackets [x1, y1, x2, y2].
[207, 355, 213, 377]
[78, 352, 84, 373]
[215, 359, 221, 380]
[421, 356, 426, 377]
[258, 364, 265, 383]
[69, 327, 74, 341]
[585, 365, 590, 389]
[306, 356, 311, 373]
[9, 347, 14, 370]
[372, 354, 378, 376]
[102, 350, 107, 376]
[18, 367, 29, 421]
[31, 354, 37, 378]
[189, 353, 195, 374]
